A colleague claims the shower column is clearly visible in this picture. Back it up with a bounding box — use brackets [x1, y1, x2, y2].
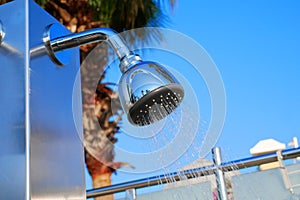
[0, 0, 86, 199]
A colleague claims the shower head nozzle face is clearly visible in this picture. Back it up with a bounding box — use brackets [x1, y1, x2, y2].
[118, 61, 184, 126]
[129, 84, 184, 126]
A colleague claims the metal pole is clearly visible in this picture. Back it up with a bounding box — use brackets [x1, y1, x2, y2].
[212, 147, 228, 200]
[125, 188, 136, 200]
[276, 150, 294, 194]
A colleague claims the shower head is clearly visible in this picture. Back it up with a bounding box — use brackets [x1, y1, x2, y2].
[43, 25, 184, 126]
[118, 60, 184, 126]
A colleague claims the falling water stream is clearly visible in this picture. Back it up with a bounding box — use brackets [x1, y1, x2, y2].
[79, 73, 227, 199]
[130, 93, 214, 199]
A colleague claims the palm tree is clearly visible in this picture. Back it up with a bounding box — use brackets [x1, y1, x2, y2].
[35, 0, 175, 199]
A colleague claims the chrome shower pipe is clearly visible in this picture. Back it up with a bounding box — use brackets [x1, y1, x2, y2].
[40, 24, 184, 126]
[48, 27, 142, 72]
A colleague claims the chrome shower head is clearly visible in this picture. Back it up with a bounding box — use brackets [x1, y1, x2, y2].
[118, 60, 184, 126]
[42, 25, 184, 126]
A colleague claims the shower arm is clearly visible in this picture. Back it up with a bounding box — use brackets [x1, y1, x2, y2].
[42, 25, 184, 126]
[46, 27, 141, 73]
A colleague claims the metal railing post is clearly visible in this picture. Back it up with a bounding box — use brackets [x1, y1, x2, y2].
[212, 147, 228, 200]
[125, 188, 136, 200]
[277, 150, 294, 194]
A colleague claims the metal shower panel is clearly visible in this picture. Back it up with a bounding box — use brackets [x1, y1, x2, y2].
[0, 0, 86, 199]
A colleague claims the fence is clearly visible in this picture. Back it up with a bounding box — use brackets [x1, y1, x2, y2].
[86, 147, 300, 199]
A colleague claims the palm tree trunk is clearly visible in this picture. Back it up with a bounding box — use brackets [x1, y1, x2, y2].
[92, 173, 113, 200]
[85, 150, 114, 200]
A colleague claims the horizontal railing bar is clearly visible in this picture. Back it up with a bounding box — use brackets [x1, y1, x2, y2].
[86, 165, 216, 198]
[221, 147, 300, 170]
[288, 169, 300, 175]
[86, 147, 300, 198]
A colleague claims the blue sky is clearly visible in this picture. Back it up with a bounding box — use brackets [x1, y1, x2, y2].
[169, 1, 300, 154]
[86, 0, 300, 190]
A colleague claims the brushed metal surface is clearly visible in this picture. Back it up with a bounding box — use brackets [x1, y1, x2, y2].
[0, 1, 86, 199]
[0, 1, 27, 199]
[29, 1, 86, 199]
